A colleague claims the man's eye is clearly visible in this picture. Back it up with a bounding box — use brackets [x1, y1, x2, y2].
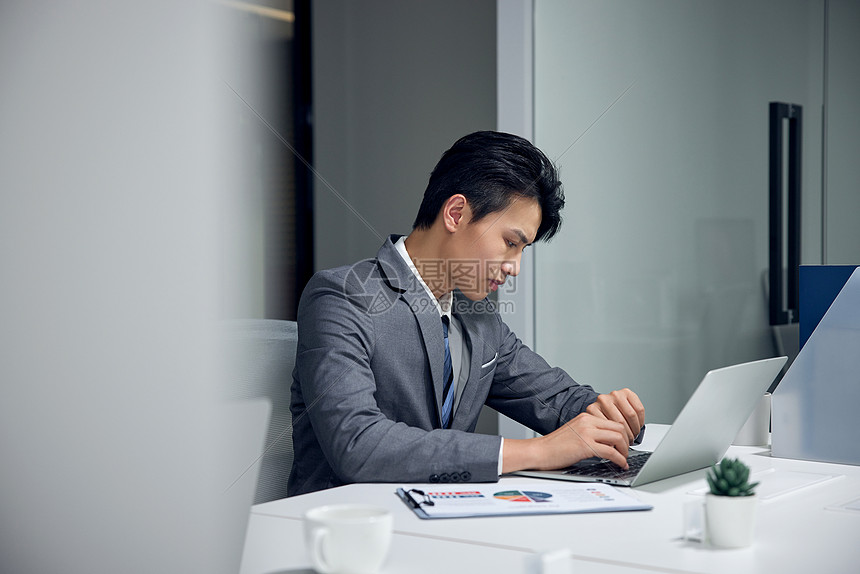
[506, 240, 516, 248]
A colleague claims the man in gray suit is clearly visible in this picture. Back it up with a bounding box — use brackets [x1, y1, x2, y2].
[289, 131, 644, 496]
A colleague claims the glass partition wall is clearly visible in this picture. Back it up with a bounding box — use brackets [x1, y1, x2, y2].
[532, 0, 824, 422]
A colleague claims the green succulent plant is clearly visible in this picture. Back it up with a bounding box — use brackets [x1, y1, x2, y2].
[706, 458, 759, 497]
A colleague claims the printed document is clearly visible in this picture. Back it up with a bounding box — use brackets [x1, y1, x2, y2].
[396, 483, 652, 519]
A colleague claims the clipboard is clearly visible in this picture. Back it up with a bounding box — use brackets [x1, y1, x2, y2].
[396, 483, 652, 520]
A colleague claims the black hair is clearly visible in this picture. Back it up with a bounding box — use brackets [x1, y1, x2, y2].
[412, 131, 564, 242]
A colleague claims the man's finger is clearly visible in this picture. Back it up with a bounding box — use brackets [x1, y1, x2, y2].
[590, 433, 629, 468]
[608, 390, 645, 439]
[586, 402, 608, 420]
[592, 420, 630, 456]
[625, 390, 646, 428]
[616, 401, 642, 441]
[599, 400, 635, 442]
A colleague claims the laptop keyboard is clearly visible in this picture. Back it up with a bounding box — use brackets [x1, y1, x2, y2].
[563, 450, 652, 480]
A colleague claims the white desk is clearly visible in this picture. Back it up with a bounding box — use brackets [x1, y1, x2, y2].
[241, 514, 647, 574]
[244, 425, 860, 574]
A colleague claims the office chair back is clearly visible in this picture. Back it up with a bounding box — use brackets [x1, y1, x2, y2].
[222, 319, 297, 504]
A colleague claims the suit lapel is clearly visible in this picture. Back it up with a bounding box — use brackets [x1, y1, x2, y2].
[408, 292, 446, 419]
[375, 236, 447, 425]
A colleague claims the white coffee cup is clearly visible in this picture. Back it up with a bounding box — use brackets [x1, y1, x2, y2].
[303, 504, 393, 574]
[734, 393, 772, 446]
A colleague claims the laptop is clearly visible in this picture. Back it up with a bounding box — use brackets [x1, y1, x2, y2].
[513, 357, 787, 487]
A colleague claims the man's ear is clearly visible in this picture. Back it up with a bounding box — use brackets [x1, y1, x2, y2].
[442, 194, 469, 232]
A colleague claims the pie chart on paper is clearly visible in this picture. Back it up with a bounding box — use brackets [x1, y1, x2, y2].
[493, 490, 553, 503]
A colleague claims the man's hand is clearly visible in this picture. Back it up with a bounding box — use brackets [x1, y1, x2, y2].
[502, 412, 630, 473]
[586, 388, 645, 444]
[501, 389, 645, 474]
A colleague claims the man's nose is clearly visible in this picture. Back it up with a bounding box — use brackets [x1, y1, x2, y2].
[501, 257, 520, 277]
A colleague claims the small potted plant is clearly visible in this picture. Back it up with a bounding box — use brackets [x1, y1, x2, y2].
[705, 458, 759, 548]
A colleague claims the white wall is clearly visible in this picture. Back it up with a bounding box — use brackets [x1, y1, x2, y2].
[312, 0, 497, 270]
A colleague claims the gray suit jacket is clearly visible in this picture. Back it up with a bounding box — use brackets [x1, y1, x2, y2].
[288, 235, 598, 496]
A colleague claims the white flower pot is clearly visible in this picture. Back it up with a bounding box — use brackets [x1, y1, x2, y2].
[705, 493, 757, 548]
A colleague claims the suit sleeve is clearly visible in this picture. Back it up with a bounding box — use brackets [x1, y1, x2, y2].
[484, 313, 599, 435]
[294, 271, 502, 486]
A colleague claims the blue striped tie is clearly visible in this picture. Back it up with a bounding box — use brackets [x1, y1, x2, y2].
[441, 316, 455, 428]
